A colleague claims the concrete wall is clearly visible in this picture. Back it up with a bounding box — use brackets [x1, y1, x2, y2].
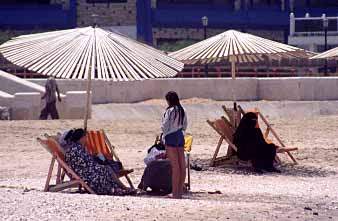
[28, 77, 338, 104]
[0, 91, 14, 107]
[0, 70, 46, 94]
[288, 35, 338, 52]
[0, 91, 90, 120]
[257, 77, 338, 101]
[65, 91, 91, 119]
[12, 92, 41, 120]
[0, 71, 90, 120]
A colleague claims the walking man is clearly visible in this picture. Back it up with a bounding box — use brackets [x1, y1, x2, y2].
[39, 76, 61, 120]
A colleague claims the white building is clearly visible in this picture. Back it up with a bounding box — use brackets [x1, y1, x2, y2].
[288, 13, 338, 52]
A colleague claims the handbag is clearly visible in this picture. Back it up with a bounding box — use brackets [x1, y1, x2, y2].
[147, 134, 165, 153]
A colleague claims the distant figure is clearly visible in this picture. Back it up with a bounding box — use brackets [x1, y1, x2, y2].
[39, 76, 61, 120]
[233, 112, 280, 173]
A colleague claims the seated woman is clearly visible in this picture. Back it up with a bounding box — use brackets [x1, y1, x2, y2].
[59, 129, 132, 177]
[138, 142, 172, 194]
[64, 128, 135, 195]
[233, 112, 281, 173]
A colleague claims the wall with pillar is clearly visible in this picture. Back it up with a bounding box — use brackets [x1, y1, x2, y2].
[28, 77, 338, 104]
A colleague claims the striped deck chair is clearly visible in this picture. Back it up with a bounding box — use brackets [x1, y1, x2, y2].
[154, 134, 193, 190]
[86, 130, 134, 189]
[37, 137, 95, 193]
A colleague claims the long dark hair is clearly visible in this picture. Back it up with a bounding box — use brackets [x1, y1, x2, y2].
[165, 91, 185, 125]
[71, 128, 86, 143]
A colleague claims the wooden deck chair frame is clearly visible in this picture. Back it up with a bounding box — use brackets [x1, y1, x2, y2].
[207, 109, 298, 167]
[234, 105, 298, 164]
[86, 130, 134, 189]
[154, 134, 193, 190]
[207, 116, 242, 167]
[37, 137, 95, 194]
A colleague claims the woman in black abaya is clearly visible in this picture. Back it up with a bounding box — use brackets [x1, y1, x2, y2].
[233, 112, 280, 173]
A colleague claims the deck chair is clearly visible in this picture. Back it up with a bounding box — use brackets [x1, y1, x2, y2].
[86, 130, 134, 189]
[154, 134, 193, 190]
[37, 137, 95, 193]
[207, 115, 298, 167]
[207, 117, 241, 166]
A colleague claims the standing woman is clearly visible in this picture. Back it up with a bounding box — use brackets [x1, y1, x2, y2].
[161, 91, 187, 199]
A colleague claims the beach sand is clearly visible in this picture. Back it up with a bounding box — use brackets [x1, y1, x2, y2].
[1, 100, 338, 220]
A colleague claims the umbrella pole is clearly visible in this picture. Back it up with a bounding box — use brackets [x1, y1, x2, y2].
[84, 26, 96, 131]
[231, 59, 237, 110]
[84, 75, 92, 131]
[231, 58, 238, 127]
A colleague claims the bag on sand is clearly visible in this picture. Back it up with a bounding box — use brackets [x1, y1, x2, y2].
[138, 159, 172, 194]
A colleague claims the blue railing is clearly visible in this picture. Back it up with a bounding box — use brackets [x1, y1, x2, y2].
[0, 3, 76, 29]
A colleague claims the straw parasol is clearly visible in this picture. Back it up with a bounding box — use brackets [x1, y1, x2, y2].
[310, 46, 338, 60]
[0, 26, 184, 129]
[169, 30, 312, 125]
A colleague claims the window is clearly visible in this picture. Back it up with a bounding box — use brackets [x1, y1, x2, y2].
[86, 0, 127, 3]
[295, 19, 338, 33]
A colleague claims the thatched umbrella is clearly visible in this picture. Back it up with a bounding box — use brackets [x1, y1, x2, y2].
[0, 26, 184, 129]
[170, 30, 312, 124]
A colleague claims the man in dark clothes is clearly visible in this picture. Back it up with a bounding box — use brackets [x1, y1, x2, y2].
[233, 112, 280, 173]
[39, 76, 61, 120]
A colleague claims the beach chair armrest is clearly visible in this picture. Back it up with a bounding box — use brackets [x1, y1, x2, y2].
[276, 147, 298, 153]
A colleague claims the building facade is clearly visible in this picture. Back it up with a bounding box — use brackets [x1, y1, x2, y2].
[0, 0, 338, 50]
[137, 0, 338, 49]
[288, 13, 338, 52]
[0, 0, 138, 73]
[0, 0, 137, 37]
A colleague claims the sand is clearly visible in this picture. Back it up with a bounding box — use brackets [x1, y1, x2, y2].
[1, 100, 338, 220]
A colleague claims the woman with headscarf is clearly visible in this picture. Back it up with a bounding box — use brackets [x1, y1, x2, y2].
[233, 112, 280, 173]
[64, 128, 135, 195]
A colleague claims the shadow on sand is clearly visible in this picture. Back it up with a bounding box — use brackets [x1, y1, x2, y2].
[192, 158, 337, 178]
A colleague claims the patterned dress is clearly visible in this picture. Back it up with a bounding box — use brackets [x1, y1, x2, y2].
[65, 142, 123, 195]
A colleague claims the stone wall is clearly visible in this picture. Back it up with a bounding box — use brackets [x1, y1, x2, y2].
[76, 0, 137, 27]
[152, 28, 224, 46]
[152, 28, 285, 46]
[28, 77, 338, 104]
